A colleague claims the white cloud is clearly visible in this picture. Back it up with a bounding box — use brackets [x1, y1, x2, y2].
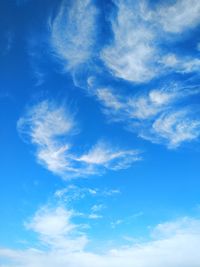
[2, 216, 200, 267]
[126, 89, 177, 120]
[50, 0, 97, 70]
[25, 206, 75, 238]
[96, 86, 200, 148]
[17, 100, 77, 177]
[151, 217, 200, 239]
[157, 0, 200, 33]
[142, 109, 200, 149]
[96, 86, 185, 120]
[54, 185, 121, 206]
[101, 0, 157, 83]
[47, 0, 200, 89]
[161, 54, 200, 74]
[17, 100, 74, 147]
[77, 140, 141, 171]
[17, 101, 140, 178]
[25, 205, 88, 252]
[100, 0, 200, 84]
[25, 206, 85, 250]
[96, 88, 124, 111]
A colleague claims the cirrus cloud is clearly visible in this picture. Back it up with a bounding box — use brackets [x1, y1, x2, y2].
[17, 100, 141, 178]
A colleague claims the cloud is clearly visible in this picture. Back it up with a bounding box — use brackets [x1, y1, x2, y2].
[141, 109, 200, 149]
[50, 0, 97, 71]
[96, 88, 124, 113]
[77, 140, 141, 171]
[17, 100, 77, 177]
[47, 0, 200, 90]
[25, 205, 87, 252]
[54, 185, 121, 206]
[101, 0, 157, 83]
[17, 100, 140, 178]
[100, 0, 200, 84]
[96, 85, 196, 121]
[156, 0, 200, 33]
[161, 54, 200, 74]
[54, 185, 98, 203]
[96, 86, 200, 148]
[1, 216, 200, 267]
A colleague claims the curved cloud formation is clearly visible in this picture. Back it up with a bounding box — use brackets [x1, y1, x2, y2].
[17, 100, 141, 178]
[49, 0, 200, 149]
[96, 86, 200, 148]
[101, 0, 200, 83]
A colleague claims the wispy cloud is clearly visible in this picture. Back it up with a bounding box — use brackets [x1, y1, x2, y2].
[101, 0, 157, 83]
[55, 185, 121, 207]
[156, 0, 200, 33]
[96, 85, 200, 148]
[161, 54, 200, 74]
[17, 100, 76, 177]
[47, 0, 200, 151]
[50, 0, 98, 71]
[77, 140, 141, 171]
[141, 109, 200, 149]
[48, 0, 200, 87]
[17, 100, 141, 178]
[100, 0, 200, 84]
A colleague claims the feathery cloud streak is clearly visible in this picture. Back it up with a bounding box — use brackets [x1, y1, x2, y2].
[50, 0, 98, 71]
[101, 0, 200, 83]
[96, 86, 200, 148]
[17, 100, 141, 178]
[48, 0, 200, 149]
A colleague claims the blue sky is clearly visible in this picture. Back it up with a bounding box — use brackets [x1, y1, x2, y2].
[1, 0, 200, 266]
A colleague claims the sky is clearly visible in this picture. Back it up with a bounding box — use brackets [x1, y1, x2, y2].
[1, 0, 200, 266]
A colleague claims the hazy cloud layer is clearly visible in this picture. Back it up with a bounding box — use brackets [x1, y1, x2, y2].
[1, 211, 200, 267]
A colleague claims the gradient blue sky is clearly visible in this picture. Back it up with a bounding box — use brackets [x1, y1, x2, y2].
[1, 0, 200, 266]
